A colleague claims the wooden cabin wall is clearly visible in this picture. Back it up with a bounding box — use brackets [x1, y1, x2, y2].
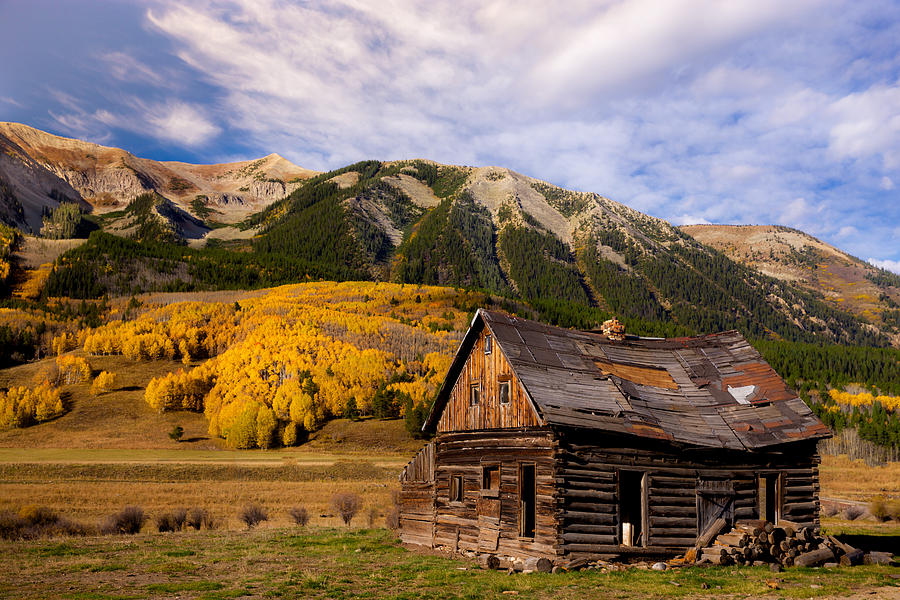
[399, 443, 436, 548]
[400, 482, 435, 548]
[555, 434, 821, 557]
[436, 327, 540, 432]
[432, 430, 558, 560]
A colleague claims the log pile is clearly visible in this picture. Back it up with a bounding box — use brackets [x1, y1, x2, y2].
[695, 519, 866, 568]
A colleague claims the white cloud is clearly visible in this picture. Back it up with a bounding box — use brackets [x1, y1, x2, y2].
[20, 0, 900, 263]
[51, 100, 219, 148]
[671, 214, 711, 225]
[868, 258, 900, 275]
[837, 225, 857, 238]
[146, 102, 220, 146]
[828, 81, 900, 169]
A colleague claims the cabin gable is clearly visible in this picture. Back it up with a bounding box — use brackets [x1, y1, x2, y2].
[437, 326, 541, 432]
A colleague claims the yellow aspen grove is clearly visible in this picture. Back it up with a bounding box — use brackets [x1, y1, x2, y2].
[56, 355, 92, 384]
[76, 281, 472, 447]
[90, 371, 118, 396]
[0, 382, 64, 429]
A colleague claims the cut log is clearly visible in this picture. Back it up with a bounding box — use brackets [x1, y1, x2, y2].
[795, 547, 835, 567]
[695, 517, 727, 549]
[714, 533, 747, 546]
[523, 557, 553, 573]
[863, 552, 893, 566]
[840, 549, 864, 567]
[479, 554, 500, 570]
[562, 557, 590, 571]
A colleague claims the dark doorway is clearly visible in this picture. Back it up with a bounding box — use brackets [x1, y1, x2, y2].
[619, 471, 646, 546]
[519, 464, 535, 538]
[759, 473, 782, 523]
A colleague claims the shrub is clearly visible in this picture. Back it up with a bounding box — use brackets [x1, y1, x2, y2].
[171, 507, 188, 529]
[331, 493, 361, 527]
[385, 506, 399, 530]
[386, 490, 401, 530]
[169, 425, 184, 443]
[186, 507, 214, 530]
[870, 496, 889, 522]
[156, 512, 177, 532]
[239, 504, 268, 529]
[841, 505, 864, 521]
[100, 506, 145, 535]
[367, 506, 379, 528]
[887, 499, 900, 521]
[0, 508, 91, 540]
[288, 506, 309, 526]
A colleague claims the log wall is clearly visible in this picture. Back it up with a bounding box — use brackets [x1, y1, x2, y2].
[432, 430, 559, 559]
[555, 433, 821, 558]
[436, 327, 540, 432]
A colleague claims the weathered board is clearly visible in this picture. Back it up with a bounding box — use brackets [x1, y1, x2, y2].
[436, 326, 540, 432]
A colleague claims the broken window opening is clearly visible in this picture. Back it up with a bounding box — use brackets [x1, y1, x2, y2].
[450, 474, 464, 503]
[499, 381, 510, 405]
[470, 384, 480, 407]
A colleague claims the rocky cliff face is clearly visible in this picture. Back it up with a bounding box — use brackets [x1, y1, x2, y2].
[0, 122, 318, 229]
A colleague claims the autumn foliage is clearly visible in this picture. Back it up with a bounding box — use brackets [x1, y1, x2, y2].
[72, 282, 464, 447]
[0, 382, 64, 429]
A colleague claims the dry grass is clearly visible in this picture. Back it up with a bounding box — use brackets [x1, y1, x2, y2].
[0, 354, 215, 449]
[820, 454, 900, 502]
[0, 459, 399, 530]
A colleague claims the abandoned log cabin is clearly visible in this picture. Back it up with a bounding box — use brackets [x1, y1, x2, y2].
[399, 309, 831, 563]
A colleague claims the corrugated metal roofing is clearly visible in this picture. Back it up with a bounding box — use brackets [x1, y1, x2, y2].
[426, 309, 830, 450]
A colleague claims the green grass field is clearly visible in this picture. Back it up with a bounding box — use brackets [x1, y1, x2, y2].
[1, 528, 898, 600]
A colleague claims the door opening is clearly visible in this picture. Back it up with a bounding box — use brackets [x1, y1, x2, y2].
[619, 471, 646, 546]
[759, 473, 782, 523]
[519, 464, 535, 538]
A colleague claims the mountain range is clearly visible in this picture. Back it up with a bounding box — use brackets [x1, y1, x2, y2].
[2, 122, 898, 347]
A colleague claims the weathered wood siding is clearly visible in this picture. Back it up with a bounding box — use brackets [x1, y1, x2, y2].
[433, 430, 558, 559]
[399, 443, 436, 548]
[437, 327, 540, 432]
[555, 434, 821, 557]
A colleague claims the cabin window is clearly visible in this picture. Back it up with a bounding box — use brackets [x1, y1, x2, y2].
[484, 334, 492, 354]
[499, 381, 510, 405]
[470, 384, 480, 407]
[450, 474, 464, 503]
[518, 464, 536, 538]
[758, 473, 783, 523]
[619, 470, 647, 547]
[482, 465, 500, 496]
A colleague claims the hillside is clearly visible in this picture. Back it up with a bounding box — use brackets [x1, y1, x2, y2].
[0, 124, 896, 349]
[0, 122, 317, 233]
[682, 225, 900, 343]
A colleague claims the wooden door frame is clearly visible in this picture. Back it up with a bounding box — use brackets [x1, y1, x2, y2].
[616, 469, 649, 547]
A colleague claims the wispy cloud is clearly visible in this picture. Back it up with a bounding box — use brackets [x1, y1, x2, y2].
[4, 0, 900, 262]
[868, 258, 900, 275]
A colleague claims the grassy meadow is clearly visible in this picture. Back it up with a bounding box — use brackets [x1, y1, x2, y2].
[0, 528, 898, 600]
[0, 283, 898, 598]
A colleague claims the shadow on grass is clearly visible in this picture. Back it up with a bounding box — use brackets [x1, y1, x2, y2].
[834, 533, 900, 556]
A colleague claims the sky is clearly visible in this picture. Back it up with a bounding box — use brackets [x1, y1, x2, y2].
[1, 0, 899, 272]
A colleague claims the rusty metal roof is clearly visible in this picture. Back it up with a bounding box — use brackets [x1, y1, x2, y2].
[426, 309, 830, 450]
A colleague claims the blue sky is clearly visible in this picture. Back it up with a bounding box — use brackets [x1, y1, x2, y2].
[1, 0, 899, 272]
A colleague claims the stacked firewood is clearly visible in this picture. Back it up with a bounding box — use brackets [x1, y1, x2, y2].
[694, 519, 868, 568]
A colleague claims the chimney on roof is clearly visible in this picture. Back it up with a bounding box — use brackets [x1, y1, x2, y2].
[601, 318, 625, 341]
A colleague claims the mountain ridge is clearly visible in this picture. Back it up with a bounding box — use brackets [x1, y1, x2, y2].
[1, 123, 898, 348]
